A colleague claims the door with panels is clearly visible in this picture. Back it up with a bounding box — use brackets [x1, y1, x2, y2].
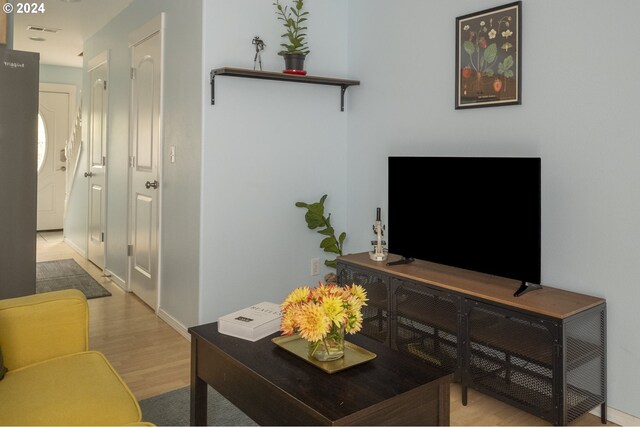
[129, 18, 162, 310]
[86, 57, 108, 269]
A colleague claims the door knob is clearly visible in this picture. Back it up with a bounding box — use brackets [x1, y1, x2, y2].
[84, 172, 93, 178]
[145, 180, 159, 189]
[57, 166, 67, 171]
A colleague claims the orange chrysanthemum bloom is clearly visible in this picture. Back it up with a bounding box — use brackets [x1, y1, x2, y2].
[297, 303, 331, 342]
[280, 304, 300, 336]
[322, 295, 347, 327]
[346, 284, 368, 305]
[345, 295, 364, 312]
[282, 286, 310, 310]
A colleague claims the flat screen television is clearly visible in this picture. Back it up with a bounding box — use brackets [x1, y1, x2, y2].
[388, 156, 541, 296]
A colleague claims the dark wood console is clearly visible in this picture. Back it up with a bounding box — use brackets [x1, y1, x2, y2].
[337, 252, 606, 426]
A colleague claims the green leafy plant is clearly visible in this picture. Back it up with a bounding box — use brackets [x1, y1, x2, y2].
[295, 195, 345, 268]
[274, 0, 310, 56]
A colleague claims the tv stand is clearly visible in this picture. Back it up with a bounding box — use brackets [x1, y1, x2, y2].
[513, 281, 543, 297]
[386, 256, 414, 266]
[337, 252, 607, 426]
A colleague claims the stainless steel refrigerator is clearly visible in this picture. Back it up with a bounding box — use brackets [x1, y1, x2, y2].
[0, 48, 39, 298]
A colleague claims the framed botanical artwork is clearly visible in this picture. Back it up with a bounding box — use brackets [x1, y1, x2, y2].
[455, 1, 522, 109]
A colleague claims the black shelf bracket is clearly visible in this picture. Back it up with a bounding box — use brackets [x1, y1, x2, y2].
[340, 85, 348, 112]
[210, 67, 360, 111]
[210, 70, 215, 105]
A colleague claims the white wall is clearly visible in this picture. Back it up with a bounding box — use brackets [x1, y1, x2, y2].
[78, 0, 203, 326]
[200, 0, 350, 323]
[347, 0, 640, 418]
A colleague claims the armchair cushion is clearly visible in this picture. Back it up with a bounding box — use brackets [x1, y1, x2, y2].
[0, 289, 88, 370]
[0, 289, 146, 425]
[0, 351, 141, 426]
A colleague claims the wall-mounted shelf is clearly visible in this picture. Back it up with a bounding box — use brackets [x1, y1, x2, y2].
[210, 67, 360, 112]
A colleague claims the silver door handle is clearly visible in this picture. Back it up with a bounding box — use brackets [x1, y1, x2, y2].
[145, 180, 159, 189]
[84, 172, 93, 178]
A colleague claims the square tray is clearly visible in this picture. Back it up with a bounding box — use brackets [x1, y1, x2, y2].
[272, 334, 376, 374]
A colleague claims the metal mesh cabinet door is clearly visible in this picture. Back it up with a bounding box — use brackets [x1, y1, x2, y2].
[564, 304, 606, 424]
[392, 278, 461, 375]
[465, 300, 559, 424]
[337, 263, 389, 344]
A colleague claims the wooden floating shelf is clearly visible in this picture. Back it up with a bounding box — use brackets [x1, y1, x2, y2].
[210, 67, 360, 111]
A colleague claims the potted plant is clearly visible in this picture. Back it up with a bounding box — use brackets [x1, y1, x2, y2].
[274, 0, 310, 74]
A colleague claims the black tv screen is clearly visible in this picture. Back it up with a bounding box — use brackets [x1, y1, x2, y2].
[388, 156, 541, 285]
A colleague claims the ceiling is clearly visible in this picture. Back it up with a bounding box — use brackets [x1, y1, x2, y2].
[13, 0, 134, 68]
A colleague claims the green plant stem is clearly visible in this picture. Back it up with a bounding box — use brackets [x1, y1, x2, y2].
[322, 337, 332, 355]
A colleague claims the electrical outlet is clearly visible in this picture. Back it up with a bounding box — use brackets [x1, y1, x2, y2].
[311, 258, 320, 276]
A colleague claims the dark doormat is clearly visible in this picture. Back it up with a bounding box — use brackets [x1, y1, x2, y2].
[139, 385, 257, 426]
[36, 259, 111, 299]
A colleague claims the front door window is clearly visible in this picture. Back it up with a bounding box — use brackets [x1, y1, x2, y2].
[37, 112, 47, 173]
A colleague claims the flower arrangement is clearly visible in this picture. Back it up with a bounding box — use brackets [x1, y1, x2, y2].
[280, 283, 368, 361]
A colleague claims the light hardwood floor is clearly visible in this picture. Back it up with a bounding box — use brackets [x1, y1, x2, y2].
[37, 231, 612, 425]
[36, 231, 190, 401]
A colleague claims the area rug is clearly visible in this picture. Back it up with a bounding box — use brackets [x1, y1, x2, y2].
[36, 259, 111, 299]
[139, 385, 257, 426]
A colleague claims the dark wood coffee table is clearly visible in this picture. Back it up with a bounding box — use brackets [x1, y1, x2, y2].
[189, 322, 453, 426]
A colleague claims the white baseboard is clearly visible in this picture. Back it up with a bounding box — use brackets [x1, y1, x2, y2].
[158, 308, 191, 342]
[63, 237, 86, 257]
[104, 269, 127, 291]
[590, 405, 640, 426]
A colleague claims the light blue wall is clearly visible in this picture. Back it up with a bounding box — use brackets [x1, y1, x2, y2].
[78, 0, 203, 326]
[347, 0, 640, 418]
[199, 0, 350, 323]
[39, 64, 82, 100]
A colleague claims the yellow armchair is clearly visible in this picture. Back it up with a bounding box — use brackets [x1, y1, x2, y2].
[0, 290, 146, 426]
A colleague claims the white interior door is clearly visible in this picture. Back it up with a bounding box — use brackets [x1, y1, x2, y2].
[129, 28, 161, 310]
[37, 87, 72, 230]
[87, 61, 108, 269]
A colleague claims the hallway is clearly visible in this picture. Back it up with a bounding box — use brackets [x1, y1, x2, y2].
[37, 231, 190, 400]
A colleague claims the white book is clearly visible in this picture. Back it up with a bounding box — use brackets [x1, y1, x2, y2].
[218, 302, 282, 342]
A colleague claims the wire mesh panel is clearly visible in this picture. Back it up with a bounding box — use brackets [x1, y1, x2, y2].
[337, 264, 389, 343]
[467, 301, 557, 422]
[565, 305, 606, 424]
[393, 279, 460, 373]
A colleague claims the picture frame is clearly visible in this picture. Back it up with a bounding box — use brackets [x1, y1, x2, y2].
[455, 1, 522, 109]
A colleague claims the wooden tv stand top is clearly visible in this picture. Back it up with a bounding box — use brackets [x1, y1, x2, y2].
[338, 252, 605, 320]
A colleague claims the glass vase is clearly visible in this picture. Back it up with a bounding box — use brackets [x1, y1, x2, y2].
[309, 324, 345, 362]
